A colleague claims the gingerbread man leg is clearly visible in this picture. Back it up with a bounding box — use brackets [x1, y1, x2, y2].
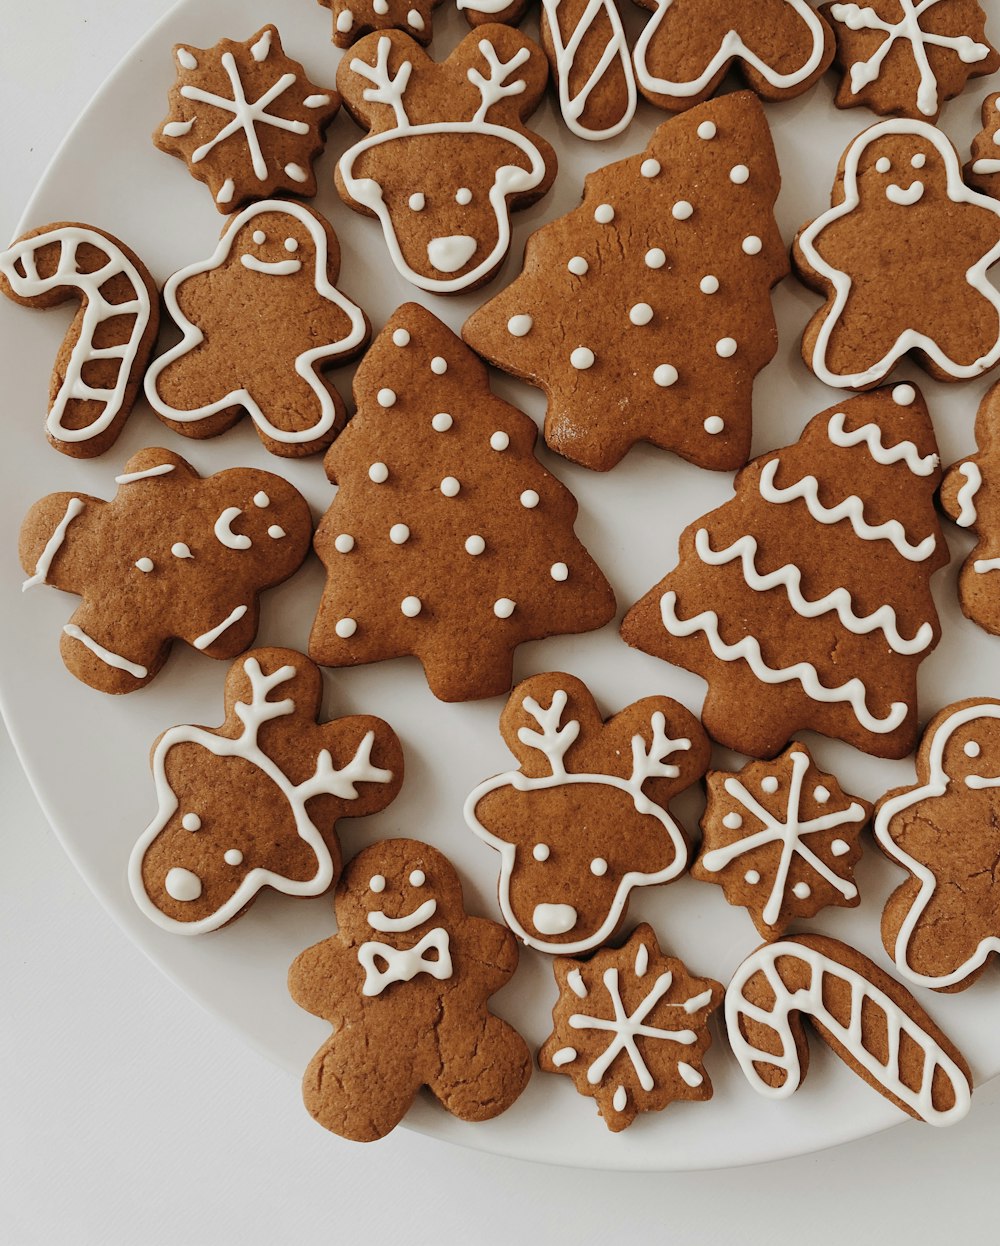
[427, 1012, 531, 1121]
[302, 1031, 422, 1142]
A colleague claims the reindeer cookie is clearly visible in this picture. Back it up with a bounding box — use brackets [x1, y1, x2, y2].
[20, 448, 311, 694]
[0, 222, 159, 458]
[129, 649, 402, 934]
[319, 0, 443, 48]
[289, 839, 531, 1141]
[336, 28, 557, 293]
[464, 673, 710, 955]
[145, 201, 369, 457]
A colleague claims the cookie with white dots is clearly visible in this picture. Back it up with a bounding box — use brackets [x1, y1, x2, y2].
[309, 305, 615, 702]
[692, 742, 872, 940]
[462, 91, 788, 472]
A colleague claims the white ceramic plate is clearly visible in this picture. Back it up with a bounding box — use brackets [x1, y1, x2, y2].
[3, 0, 999, 1171]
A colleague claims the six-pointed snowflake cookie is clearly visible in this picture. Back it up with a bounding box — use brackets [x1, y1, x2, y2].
[318, 0, 442, 48]
[693, 743, 872, 939]
[465, 673, 710, 954]
[538, 924, 723, 1131]
[129, 648, 403, 934]
[966, 91, 1000, 199]
[154, 26, 340, 212]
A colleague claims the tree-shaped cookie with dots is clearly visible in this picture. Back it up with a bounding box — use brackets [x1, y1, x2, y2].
[622, 385, 947, 760]
[463, 91, 789, 473]
[309, 304, 616, 702]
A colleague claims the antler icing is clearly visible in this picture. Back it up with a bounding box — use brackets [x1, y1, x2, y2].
[296, 731, 394, 801]
[629, 712, 691, 789]
[351, 36, 413, 127]
[468, 40, 530, 122]
[516, 690, 581, 777]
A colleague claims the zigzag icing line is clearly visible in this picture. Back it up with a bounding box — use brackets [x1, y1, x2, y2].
[827, 412, 939, 477]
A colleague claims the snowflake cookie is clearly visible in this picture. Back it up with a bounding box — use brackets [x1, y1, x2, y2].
[966, 91, 1000, 199]
[19, 448, 311, 694]
[465, 673, 710, 954]
[727, 934, 972, 1125]
[693, 743, 872, 939]
[538, 925, 722, 1132]
[289, 839, 531, 1141]
[793, 119, 1000, 389]
[318, 0, 443, 48]
[154, 26, 340, 212]
[129, 648, 403, 935]
[822, 0, 998, 121]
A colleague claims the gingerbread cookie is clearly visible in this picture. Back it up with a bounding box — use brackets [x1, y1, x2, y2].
[823, 0, 998, 121]
[144, 201, 369, 458]
[129, 649, 402, 934]
[20, 448, 311, 694]
[539, 0, 637, 140]
[309, 305, 615, 702]
[457, 0, 532, 26]
[465, 674, 709, 954]
[288, 839, 531, 1141]
[154, 26, 339, 212]
[726, 934, 973, 1125]
[693, 743, 871, 939]
[621, 386, 947, 760]
[538, 925, 722, 1131]
[318, 0, 442, 47]
[875, 698, 1000, 992]
[632, 0, 834, 112]
[0, 223, 159, 458]
[793, 119, 1000, 390]
[335, 28, 557, 293]
[967, 92, 1000, 200]
[463, 92, 787, 472]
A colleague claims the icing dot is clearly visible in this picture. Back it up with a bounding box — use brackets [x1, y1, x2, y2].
[177, 48, 198, 70]
[550, 562, 569, 581]
[268, 525, 285, 539]
[390, 523, 410, 544]
[181, 813, 201, 832]
[408, 193, 425, 211]
[893, 385, 916, 407]
[813, 785, 831, 804]
[409, 869, 426, 887]
[876, 156, 892, 173]
[700, 275, 720, 295]
[744, 869, 761, 884]
[590, 857, 608, 876]
[594, 203, 615, 223]
[373, 0, 389, 13]
[252, 230, 266, 245]
[570, 347, 595, 369]
[335, 533, 355, 553]
[716, 338, 738, 358]
[408, 7, 424, 27]
[401, 595, 422, 617]
[613, 1086, 628, 1113]
[653, 364, 678, 387]
[455, 187, 473, 205]
[369, 874, 386, 893]
[629, 302, 653, 326]
[698, 121, 717, 140]
[253, 492, 269, 508]
[704, 416, 724, 435]
[369, 462, 389, 483]
[284, 238, 299, 253]
[490, 431, 510, 451]
[831, 839, 851, 857]
[171, 543, 193, 559]
[520, 490, 540, 508]
[440, 476, 460, 497]
[135, 557, 154, 573]
[533, 843, 550, 861]
[431, 356, 448, 374]
[377, 388, 396, 408]
[165, 867, 202, 902]
[742, 235, 763, 255]
[465, 535, 486, 555]
[432, 412, 453, 432]
[965, 740, 982, 758]
[792, 882, 812, 900]
[224, 849, 243, 866]
[392, 328, 410, 346]
[912, 153, 926, 168]
[336, 10, 353, 31]
[723, 812, 743, 831]
[730, 164, 750, 184]
[494, 598, 516, 618]
[762, 776, 779, 794]
[508, 314, 533, 337]
[568, 256, 589, 276]
[335, 617, 357, 638]
[640, 159, 660, 178]
[645, 248, 666, 269]
[672, 201, 694, 221]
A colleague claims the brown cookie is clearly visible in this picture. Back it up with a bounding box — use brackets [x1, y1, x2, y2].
[128, 648, 403, 934]
[793, 119, 1000, 389]
[632, 0, 834, 112]
[20, 448, 311, 694]
[823, 0, 999, 121]
[288, 838, 531, 1141]
[967, 92, 1000, 200]
[693, 743, 871, 939]
[874, 698, 1000, 993]
[621, 386, 947, 760]
[726, 933, 973, 1125]
[463, 92, 787, 472]
[309, 304, 615, 702]
[459, 0, 532, 27]
[144, 200, 369, 458]
[319, 0, 442, 47]
[538, 924, 722, 1132]
[465, 673, 710, 954]
[539, 0, 637, 140]
[154, 25, 340, 212]
[0, 223, 159, 458]
[335, 27, 557, 293]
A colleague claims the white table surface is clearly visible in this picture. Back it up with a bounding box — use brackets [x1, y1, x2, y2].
[4, 4, 1000, 1243]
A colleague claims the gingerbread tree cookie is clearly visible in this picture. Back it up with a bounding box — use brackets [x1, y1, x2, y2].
[144, 201, 369, 458]
[966, 92, 1000, 200]
[318, 0, 442, 48]
[463, 92, 788, 473]
[538, 925, 722, 1132]
[336, 27, 557, 293]
[465, 673, 710, 954]
[20, 448, 311, 694]
[539, 0, 637, 140]
[289, 839, 531, 1141]
[693, 743, 871, 939]
[154, 26, 339, 212]
[310, 305, 615, 702]
[822, 0, 998, 121]
[794, 119, 1000, 390]
[621, 386, 947, 760]
[129, 649, 403, 935]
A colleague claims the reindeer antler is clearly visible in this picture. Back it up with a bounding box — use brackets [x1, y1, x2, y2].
[350, 36, 413, 129]
[467, 40, 530, 123]
[295, 731, 394, 802]
[516, 690, 580, 778]
[629, 712, 691, 790]
[234, 658, 297, 744]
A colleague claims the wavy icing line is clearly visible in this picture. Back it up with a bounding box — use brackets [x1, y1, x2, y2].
[955, 461, 982, 528]
[826, 411, 938, 476]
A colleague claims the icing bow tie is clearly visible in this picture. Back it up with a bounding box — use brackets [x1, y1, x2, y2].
[358, 927, 453, 997]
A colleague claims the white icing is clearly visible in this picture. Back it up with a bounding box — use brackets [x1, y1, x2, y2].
[407, 10, 425, 30]
[568, 256, 589, 275]
[612, 1086, 628, 1112]
[645, 248, 666, 269]
[165, 867, 202, 902]
[393, 328, 410, 346]
[368, 897, 437, 932]
[369, 874, 386, 893]
[192, 604, 248, 651]
[551, 562, 569, 581]
[629, 302, 653, 325]
[594, 204, 615, 224]
[570, 347, 595, 369]
[742, 235, 763, 255]
[390, 523, 410, 544]
[369, 462, 389, 483]
[653, 364, 678, 387]
[508, 314, 533, 336]
[253, 492, 270, 507]
[268, 526, 285, 540]
[304, 94, 332, 108]
[590, 857, 608, 876]
[377, 388, 396, 407]
[678, 1062, 703, 1087]
[704, 416, 724, 435]
[716, 338, 737, 358]
[672, 201, 693, 220]
[491, 431, 510, 450]
[336, 618, 357, 638]
[163, 118, 196, 138]
[337, 10, 355, 34]
[214, 507, 252, 551]
[432, 413, 453, 431]
[699, 276, 719, 295]
[730, 164, 750, 185]
[182, 813, 201, 831]
[250, 28, 273, 62]
[224, 849, 244, 866]
[177, 48, 198, 70]
[441, 476, 461, 497]
[552, 1046, 577, 1066]
[115, 464, 175, 484]
[641, 159, 660, 177]
[408, 193, 425, 212]
[171, 543, 193, 559]
[334, 533, 355, 553]
[635, 943, 649, 977]
[533, 902, 577, 934]
[465, 535, 486, 555]
[827, 410, 938, 476]
[541, 0, 636, 140]
[955, 462, 982, 527]
[284, 162, 308, 184]
[886, 180, 924, 206]
[431, 356, 448, 374]
[520, 489, 540, 508]
[63, 623, 147, 679]
[22, 497, 84, 591]
[401, 595, 422, 617]
[493, 598, 516, 618]
[358, 928, 452, 996]
[567, 969, 587, 997]
[135, 558, 154, 574]
[792, 881, 811, 899]
[533, 843, 550, 861]
[409, 870, 425, 887]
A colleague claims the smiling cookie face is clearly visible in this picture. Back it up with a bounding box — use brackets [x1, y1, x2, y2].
[856, 133, 941, 209]
[336, 840, 464, 947]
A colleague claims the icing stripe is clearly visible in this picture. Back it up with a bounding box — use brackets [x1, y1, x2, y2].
[974, 558, 1000, 573]
[541, 0, 636, 141]
[22, 497, 84, 591]
[826, 411, 938, 476]
[192, 604, 248, 650]
[63, 623, 148, 678]
[955, 462, 982, 528]
[115, 463, 175, 485]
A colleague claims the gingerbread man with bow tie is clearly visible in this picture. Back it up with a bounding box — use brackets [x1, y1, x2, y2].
[288, 838, 531, 1141]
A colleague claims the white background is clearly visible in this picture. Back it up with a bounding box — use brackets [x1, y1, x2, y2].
[3, 3, 1000, 1243]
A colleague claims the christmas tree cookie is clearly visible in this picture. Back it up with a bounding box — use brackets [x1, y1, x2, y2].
[309, 304, 616, 702]
[462, 91, 788, 473]
[621, 386, 947, 760]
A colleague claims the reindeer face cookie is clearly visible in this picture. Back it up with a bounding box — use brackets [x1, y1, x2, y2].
[336, 28, 556, 293]
[129, 649, 402, 934]
[288, 839, 531, 1141]
[465, 673, 710, 955]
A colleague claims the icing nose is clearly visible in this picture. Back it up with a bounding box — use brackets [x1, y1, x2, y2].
[532, 902, 577, 935]
[427, 235, 477, 273]
[165, 866, 203, 902]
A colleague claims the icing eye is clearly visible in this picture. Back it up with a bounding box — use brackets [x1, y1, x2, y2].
[875, 157, 891, 174]
[532, 843, 550, 862]
[369, 874, 386, 893]
[284, 237, 299, 252]
[181, 813, 201, 832]
[590, 858, 608, 877]
[252, 229, 266, 245]
[455, 187, 472, 205]
[965, 740, 982, 758]
[409, 869, 426, 887]
[408, 192, 425, 212]
[224, 849, 243, 866]
[911, 153, 926, 169]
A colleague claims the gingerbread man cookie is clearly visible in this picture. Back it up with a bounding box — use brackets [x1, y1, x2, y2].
[0, 222, 159, 458]
[288, 839, 531, 1141]
[318, 0, 442, 48]
[465, 673, 710, 954]
[144, 201, 369, 458]
[967, 92, 1000, 200]
[539, 925, 722, 1132]
[336, 28, 557, 293]
[20, 448, 311, 694]
[794, 119, 1000, 389]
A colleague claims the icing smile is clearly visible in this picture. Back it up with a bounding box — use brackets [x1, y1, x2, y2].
[240, 254, 303, 275]
[367, 897, 438, 932]
[885, 181, 924, 206]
